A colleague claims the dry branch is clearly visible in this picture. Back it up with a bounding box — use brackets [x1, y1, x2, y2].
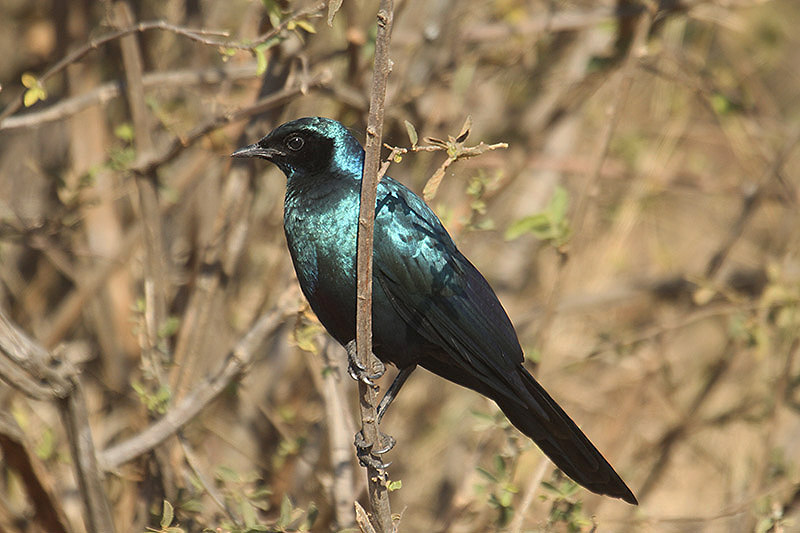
[0, 308, 114, 533]
[100, 302, 290, 470]
[115, 2, 170, 385]
[0, 64, 258, 131]
[0, 1, 327, 123]
[355, 1, 395, 531]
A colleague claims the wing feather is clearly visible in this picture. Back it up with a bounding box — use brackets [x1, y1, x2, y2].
[373, 178, 535, 410]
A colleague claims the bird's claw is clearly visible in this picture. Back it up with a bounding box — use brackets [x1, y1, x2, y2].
[345, 340, 385, 388]
[354, 430, 395, 471]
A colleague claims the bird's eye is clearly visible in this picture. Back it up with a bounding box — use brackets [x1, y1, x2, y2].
[285, 135, 304, 151]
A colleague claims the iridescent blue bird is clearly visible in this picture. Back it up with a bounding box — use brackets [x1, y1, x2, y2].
[233, 117, 636, 504]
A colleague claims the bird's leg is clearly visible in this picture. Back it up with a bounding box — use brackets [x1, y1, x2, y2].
[345, 339, 385, 388]
[353, 366, 416, 471]
[377, 365, 415, 423]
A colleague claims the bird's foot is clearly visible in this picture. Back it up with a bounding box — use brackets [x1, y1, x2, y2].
[345, 340, 385, 388]
[354, 429, 395, 472]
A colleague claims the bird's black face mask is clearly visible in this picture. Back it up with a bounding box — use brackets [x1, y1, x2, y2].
[233, 127, 336, 178]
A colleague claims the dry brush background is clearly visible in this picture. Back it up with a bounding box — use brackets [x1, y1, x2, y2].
[1, 0, 799, 532]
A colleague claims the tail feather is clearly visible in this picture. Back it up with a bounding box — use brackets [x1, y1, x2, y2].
[495, 368, 637, 505]
[418, 358, 637, 504]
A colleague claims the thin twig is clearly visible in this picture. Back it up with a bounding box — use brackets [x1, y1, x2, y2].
[178, 434, 242, 527]
[508, 458, 550, 533]
[0, 2, 327, 123]
[131, 69, 332, 175]
[0, 64, 259, 131]
[355, 1, 395, 532]
[115, 2, 169, 385]
[100, 303, 291, 470]
[704, 125, 800, 279]
[382, 115, 508, 203]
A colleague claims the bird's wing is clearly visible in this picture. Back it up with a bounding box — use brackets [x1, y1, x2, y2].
[373, 178, 532, 408]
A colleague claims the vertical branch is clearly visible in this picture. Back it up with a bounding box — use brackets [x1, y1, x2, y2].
[355, 1, 394, 532]
[59, 380, 116, 533]
[317, 341, 357, 529]
[114, 2, 169, 381]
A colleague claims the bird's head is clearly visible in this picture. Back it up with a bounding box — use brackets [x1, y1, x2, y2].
[232, 117, 364, 180]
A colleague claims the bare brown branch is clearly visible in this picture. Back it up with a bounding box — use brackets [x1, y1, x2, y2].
[355, 1, 395, 531]
[0, 308, 114, 532]
[100, 302, 291, 470]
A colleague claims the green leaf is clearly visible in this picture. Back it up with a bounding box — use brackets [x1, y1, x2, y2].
[215, 465, 240, 483]
[493, 454, 506, 478]
[404, 120, 418, 147]
[387, 479, 402, 491]
[540, 480, 559, 493]
[524, 347, 542, 364]
[711, 92, 731, 115]
[278, 494, 293, 527]
[249, 487, 272, 500]
[292, 321, 323, 354]
[505, 186, 571, 246]
[34, 428, 55, 460]
[304, 503, 319, 529]
[23, 89, 38, 107]
[131, 380, 145, 396]
[158, 316, 180, 338]
[21, 74, 48, 106]
[160, 500, 174, 529]
[21, 73, 37, 88]
[241, 500, 258, 528]
[254, 45, 269, 76]
[547, 185, 569, 221]
[476, 466, 498, 482]
[154, 385, 171, 412]
[295, 20, 316, 34]
[180, 497, 203, 513]
[505, 213, 550, 241]
[114, 123, 135, 143]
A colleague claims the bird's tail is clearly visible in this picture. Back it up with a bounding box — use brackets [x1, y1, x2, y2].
[493, 367, 637, 505]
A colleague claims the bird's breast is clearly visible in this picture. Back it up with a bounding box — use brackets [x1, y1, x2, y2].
[283, 189, 361, 343]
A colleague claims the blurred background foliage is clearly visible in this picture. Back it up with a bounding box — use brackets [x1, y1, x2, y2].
[0, 0, 799, 531]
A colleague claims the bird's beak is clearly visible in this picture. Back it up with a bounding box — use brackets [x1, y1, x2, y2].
[231, 143, 283, 160]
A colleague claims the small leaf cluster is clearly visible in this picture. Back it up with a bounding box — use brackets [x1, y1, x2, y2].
[475, 454, 519, 528]
[505, 185, 571, 248]
[541, 474, 593, 533]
